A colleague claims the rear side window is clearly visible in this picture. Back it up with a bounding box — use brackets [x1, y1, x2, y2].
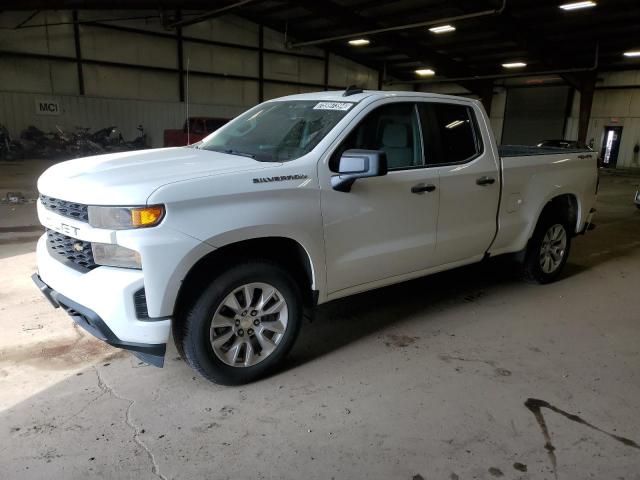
[420, 103, 482, 165]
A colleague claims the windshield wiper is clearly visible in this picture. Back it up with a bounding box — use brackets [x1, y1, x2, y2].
[220, 148, 255, 159]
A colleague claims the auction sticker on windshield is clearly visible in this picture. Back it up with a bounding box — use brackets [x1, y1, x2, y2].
[313, 102, 354, 111]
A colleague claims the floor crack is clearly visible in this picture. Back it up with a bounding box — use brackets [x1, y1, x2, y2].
[93, 366, 167, 480]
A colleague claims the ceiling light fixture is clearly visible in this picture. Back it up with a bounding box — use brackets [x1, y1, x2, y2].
[348, 38, 370, 46]
[559, 1, 596, 11]
[502, 62, 527, 68]
[415, 68, 436, 76]
[623, 50, 640, 57]
[429, 24, 456, 34]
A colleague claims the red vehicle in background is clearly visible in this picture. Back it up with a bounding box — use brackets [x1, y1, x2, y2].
[163, 117, 228, 147]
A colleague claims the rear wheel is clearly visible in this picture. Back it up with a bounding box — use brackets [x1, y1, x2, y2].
[181, 260, 302, 385]
[523, 216, 572, 284]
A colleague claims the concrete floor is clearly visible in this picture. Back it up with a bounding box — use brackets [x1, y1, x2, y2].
[1, 161, 640, 480]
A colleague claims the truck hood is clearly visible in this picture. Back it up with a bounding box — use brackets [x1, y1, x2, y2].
[37, 147, 274, 205]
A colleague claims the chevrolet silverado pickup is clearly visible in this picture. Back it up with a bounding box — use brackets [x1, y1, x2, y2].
[32, 89, 597, 385]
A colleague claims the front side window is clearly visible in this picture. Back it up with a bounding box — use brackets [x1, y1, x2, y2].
[419, 103, 482, 165]
[200, 100, 354, 162]
[331, 102, 424, 171]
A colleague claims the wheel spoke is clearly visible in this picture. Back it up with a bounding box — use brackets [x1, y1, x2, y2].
[257, 287, 276, 310]
[223, 294, 241, 314]
[244, 341, 255, 367]
[212, 313, 235, 328]
[256, 330, 277, 355]
[262, 318, 285, 335]
[211, 329, 233, 347]
[262, 299, 285, 315]
[243, 285, 253, 309]
[224, 337, 244, 364]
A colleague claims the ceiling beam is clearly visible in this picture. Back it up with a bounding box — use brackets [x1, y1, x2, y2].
[236, 8, 395, 82]
[465, 1, 596, 90]
[288, 0, 505, 48]
[283, 0, 488, 93]
[168, 0, 259, 28]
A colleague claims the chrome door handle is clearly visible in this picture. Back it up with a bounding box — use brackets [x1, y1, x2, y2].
[476, 176, 496, 186]
[411, 183, 436, 194]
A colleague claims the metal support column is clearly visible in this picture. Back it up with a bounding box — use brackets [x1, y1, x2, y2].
[577, 72, 596, 146]
[72, 10, 84, 95]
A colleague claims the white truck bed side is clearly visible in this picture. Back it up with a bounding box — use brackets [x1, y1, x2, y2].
[490, 150, 598, 256]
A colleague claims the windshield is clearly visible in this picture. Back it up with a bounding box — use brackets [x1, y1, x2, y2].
[199, 100, 355, 162]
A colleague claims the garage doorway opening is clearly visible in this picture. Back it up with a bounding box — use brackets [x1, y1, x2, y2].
[601, 126, 623, 168]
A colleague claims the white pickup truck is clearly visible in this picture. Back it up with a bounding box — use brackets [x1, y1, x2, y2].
[33, 89, 597, 384]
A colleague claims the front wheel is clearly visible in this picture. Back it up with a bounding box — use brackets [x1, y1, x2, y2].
[181, 260, 303, 385]
[522, 217, 572, 284]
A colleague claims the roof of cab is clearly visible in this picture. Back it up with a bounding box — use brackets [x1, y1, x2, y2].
[273, 89, 479, 105]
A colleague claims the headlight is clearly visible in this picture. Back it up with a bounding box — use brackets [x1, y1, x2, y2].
[92, 243, 141, 269]
[88, 205, 165, 230]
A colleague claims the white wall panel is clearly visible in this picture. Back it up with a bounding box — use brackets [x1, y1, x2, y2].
[83, 65, 177, 101]
[263, 82, 318, 101]
[0, 91, 248, 149]
[0, 11, 75, 57]
[183, 42, 258, 77]
[328, 54, 378, 90]
[263, 52, 324, 85]
[80, 25, 177, 69]
[186, 76, 258, 106]
[0, 58, 78, 95]
[183, 16, 258, 46]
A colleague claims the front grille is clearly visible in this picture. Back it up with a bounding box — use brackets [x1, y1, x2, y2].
[40, 195, 89, 223]
[46, 229, 98, 272]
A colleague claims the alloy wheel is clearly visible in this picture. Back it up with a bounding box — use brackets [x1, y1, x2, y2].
[209, 282, 288, 367]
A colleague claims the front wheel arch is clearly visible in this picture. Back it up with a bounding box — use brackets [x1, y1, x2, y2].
[172, 237, 316, 357]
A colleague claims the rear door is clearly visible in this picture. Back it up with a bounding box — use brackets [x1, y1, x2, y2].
[418, 101, 500, 265]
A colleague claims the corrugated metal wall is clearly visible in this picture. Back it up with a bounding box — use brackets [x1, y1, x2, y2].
[0, 10, 380, 148]
[0, 91, 248, 148]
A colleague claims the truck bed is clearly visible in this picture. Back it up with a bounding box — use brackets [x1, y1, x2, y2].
[489, 147, 598, 257]
[498, 145, 591, 157]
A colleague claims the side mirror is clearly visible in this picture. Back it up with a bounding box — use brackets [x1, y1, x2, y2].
[331, 149, 388, 192]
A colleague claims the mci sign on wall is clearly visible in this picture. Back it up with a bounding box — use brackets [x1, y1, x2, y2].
[35, 98, 62, 116]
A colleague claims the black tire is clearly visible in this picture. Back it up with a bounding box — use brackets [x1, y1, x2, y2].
[522, 214, 572, 284]
[181, 260, 303, 385]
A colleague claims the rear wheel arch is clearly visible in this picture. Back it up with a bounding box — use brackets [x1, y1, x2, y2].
[535, 193, 580, 235]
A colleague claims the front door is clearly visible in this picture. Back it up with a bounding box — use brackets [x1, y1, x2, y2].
[320, 101, 440, 295]
[601, 126, 623, 168]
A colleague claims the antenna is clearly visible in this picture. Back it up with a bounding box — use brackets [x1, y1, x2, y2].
[343, 85, 364, 97]
[185, 57, 190, 144]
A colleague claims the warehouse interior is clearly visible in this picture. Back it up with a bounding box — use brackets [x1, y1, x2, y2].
[1, 1, 640, 478]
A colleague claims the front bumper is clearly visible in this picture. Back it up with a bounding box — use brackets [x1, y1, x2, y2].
[34, 234, 170, 366]
[32, 273, 166, 366]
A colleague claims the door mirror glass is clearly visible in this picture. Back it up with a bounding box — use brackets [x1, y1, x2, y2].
[331, 149, 388, 192]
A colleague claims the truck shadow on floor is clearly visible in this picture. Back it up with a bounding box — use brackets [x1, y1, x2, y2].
[283, 216, 640, 372]
[283, 256, 523, 372]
